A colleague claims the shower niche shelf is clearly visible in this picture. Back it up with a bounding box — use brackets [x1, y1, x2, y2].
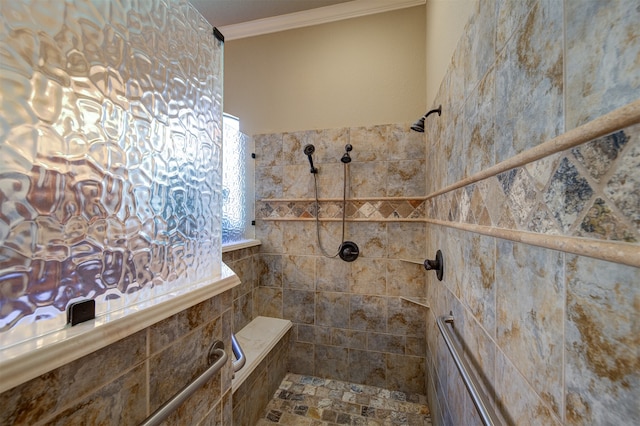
[401, 297, 430, 309]
[398, 258, 424, 265]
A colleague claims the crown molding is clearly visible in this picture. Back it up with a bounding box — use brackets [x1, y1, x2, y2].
[218, 0, 426, 41]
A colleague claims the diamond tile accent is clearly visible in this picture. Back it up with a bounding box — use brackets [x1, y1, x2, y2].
[604, 131, 640, 231]
[527, 203, 561, 234]
[577, 198, 637, 242]
[544, 157, 594, 232]
[505, 168, 539, 229]
[572, 130, 629, 182]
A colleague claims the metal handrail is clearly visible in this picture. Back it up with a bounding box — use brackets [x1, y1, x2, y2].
[140, 341, 228, 426]
[231, 333, 246, 373]
[436, 314, 500, 426]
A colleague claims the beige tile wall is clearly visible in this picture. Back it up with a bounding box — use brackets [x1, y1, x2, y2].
[253, 125, 429, 395]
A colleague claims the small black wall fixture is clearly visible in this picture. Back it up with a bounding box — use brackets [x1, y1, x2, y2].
[411, 105, 442, 132]
[424, 250, 444, 281]
[339, 241, 359, 262]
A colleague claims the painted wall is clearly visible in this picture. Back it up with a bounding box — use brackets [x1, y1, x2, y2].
[224, 6, 426, 136]
[425, 0, 474, 106]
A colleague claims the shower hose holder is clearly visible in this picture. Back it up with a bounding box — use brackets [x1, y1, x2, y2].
[424, 250, 444, 281]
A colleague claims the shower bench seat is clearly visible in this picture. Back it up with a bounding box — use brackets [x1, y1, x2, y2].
[231, 316, 292, 425]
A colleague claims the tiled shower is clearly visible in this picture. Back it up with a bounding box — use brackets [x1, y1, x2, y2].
[1, 0, 639, 425]
[245, 0, 639, 425]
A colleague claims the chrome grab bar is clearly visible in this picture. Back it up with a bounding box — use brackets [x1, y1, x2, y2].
[436, 314, 500, 426]
[140, 340, 228, 426]
[231, 333, 246, 373]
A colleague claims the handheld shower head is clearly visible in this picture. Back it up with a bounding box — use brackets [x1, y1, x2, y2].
[303, 144, 318, 173]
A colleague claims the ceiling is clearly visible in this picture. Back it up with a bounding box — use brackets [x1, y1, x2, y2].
[189, 0, 353, 28]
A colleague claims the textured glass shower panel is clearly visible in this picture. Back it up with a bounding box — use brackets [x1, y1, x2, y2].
[0, 0, 223, 340]
[222, 120, 254, 243]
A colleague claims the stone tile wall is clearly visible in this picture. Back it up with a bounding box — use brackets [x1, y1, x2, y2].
[223, 245, 261, 332]
[423, 1, 639, 425]
[253, 125, 429, 395]
[0, 291, 234, 425]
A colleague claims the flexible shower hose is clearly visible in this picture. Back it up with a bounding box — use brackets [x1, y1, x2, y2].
[312, 161, 349, 258]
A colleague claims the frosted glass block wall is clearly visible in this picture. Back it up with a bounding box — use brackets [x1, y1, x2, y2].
[222, 115, 254, 243]
[0, 0, 223, 343]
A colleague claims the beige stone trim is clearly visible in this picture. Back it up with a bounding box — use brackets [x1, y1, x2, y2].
[258, 196, 427, 202]
[425, 218, 640, 268]
[259, 217, 425, 222]
[426, 99, 640, 200]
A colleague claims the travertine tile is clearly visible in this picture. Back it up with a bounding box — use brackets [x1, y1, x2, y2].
[565, 0, 640, 129]
[0, 330, 146, 426]
[46, 363, 147, 426]
[282, 254, 315, 290]
[331, 328, 367, 350]
[254, 133, 283, 167]
[255, 165, 283, 199]
[347, 350, 387, 386]
[387, 297, 426, 337]
[461, 232, 495, 333]
[386, 260, 425, 298]
[314, 345, 349, 380]
[257, 254, 282, 287]
[253, 287, 283, 318]
[565, 255, 640, 425]
[349, 125, 389, 162]
[496, 240, 564, 416]
[283, 289, 315, 325]
[495, 350, 561, 426]
[350, 295, 387, 331]
[388, 159, 426, 197]
[350, 258, 386, 295]
[494, 0, 563, 163]
[315, 256, 350, 292]
[149, 318, 222, 412]
[316, 291, 349, 328]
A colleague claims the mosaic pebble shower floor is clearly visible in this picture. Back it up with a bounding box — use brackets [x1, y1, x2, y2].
[257, 373, 432, 426]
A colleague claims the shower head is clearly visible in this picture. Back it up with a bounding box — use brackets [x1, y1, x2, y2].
[411, 105, 442, 132]
[303, 144, 318, 173]
[340, 144, 352, 164]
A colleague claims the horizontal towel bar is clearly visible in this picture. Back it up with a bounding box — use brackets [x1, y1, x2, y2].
[437, 314, 500, 426]
[140, 340, 228, 426]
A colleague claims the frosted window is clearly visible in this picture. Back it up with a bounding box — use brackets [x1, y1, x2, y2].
[0, 0, 223, 345]
[222, 114, 254, 244]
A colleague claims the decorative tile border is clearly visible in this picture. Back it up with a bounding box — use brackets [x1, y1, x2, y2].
[256, 101, 640, 267]
[426, 120, 640, 244]
[256, 198, 426, 221]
